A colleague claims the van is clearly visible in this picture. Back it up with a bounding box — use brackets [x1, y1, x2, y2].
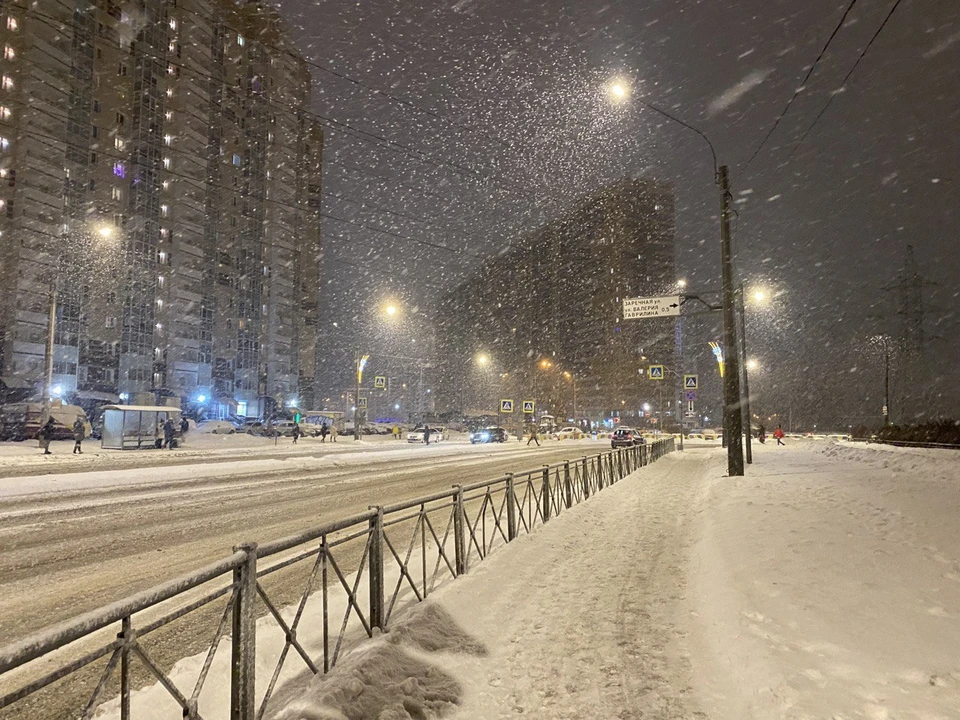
[0, 403, 91, 441]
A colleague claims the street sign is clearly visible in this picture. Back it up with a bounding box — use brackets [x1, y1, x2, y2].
[623, 295, 681, 320]
[685, 411, 696, 418]
[648, 365, 665, 380]
[685, 390, 697, 401]
[500, 399, 514, 413]
[522, 400, 535, 414]
[358, 397, 367, 409]
[684, 374, 699, 390]
[374, 376, 386, 390]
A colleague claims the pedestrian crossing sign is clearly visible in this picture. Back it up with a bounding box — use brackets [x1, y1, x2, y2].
[358, 397, 368, 409]
[522, 400, 535, 414]
[684, 374, 699, 390]
[648, 365, 665, 380]
[374, 376, 386, 389]
[500, 399, 514, 413]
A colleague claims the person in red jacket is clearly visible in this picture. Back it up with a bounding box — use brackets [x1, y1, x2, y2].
[773, 425, 786, 446]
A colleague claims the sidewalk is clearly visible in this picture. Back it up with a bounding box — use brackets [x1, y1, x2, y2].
[274, 442, 960, 720]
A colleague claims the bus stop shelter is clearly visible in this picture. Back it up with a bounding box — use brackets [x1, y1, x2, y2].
[100, 405, 181, 450]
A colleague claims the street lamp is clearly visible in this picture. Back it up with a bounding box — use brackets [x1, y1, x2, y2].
[562, 371, 578, 422]
[605, 79, 743, 475]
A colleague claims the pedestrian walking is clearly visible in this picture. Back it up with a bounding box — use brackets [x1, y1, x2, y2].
[163, 418, 175, 449]
[180, 417, 189, 435]
[757, 423, 766, 444]
[291, 423, 301, 444]
[773, 425, 786, 446]
[526, 423, 540, 447]
[330, 424, 339, 442]
[393, 425, 401, 441]
[320, 423, 329, 442]
[72, 417, 85, 454]
[423, 426, 432, 445]
[38, 417, 55, 455]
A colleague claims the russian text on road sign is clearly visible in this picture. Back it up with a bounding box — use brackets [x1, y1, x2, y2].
[684, 374, 699, 390]
[500, 399, 514, 413]
[374, 376, 386, 389]
[623, 295, 681, 320]
[358, 397, 367, 409]
[685, 390, 697, 401]
[522, 400, 535, 414]
[648, 364, 665, 380]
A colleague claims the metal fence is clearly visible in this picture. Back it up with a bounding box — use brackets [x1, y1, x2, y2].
[0, 439, 675, 720]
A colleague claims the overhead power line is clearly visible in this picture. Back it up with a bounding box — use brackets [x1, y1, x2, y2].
[784, 0, 905, 162]
[744, 0, 861, 170]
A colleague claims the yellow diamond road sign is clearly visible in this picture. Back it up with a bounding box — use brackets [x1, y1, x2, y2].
[500, 399, 514, 413]
[648, 364, 665, 380]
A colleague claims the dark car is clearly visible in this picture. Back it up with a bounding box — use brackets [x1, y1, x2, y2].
[611, 427, 645, 448]
[469, 426, 509, 444]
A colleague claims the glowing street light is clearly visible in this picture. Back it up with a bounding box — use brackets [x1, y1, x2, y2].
[746, 359, 759, 371]
[752, 289, 768, 304]
[677, 279, 687, 289]
[607, 79, 629, 102]
[97, 225, 114, 239]
[384, 304, 399, 317]
[476, 353, 489, 366]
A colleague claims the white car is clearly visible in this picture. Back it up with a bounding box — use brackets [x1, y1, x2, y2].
[407, 425, 444, 443]
[196, 420, 236, 434]
[551, 426, 585, 440]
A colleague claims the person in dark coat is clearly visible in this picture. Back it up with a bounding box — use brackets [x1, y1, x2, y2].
[320, 423, 329, 442]
[72, 417, 85, 454]
[38, 417, 56, 455]
[291, 423, 301, 444]
[526, 423, 540, 447]
[423, 426, 432, 445]
[163, 418, 175, 449]
[180, 417, 189, 435]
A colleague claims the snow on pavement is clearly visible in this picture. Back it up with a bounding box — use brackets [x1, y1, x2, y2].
[273, 441, 960, 720]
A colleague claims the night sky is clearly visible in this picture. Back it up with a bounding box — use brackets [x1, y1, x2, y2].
[278, 0, 959, 424]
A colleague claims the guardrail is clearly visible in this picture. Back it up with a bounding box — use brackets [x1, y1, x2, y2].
[0, 439, 675, 720]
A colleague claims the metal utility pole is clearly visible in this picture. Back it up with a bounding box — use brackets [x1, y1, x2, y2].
[737, 283, 752, 464]
[883, 342, 891, 425]
[718, 166, 744, 476]
[354, 348, 362, 441]
[41, 288, 57, 423]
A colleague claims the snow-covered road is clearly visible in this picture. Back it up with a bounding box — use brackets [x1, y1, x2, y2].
[274, 441, 960, 720]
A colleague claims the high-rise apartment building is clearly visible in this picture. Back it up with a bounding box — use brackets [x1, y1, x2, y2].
[0, 0, 323, 417]
[435, 178, 676, 422]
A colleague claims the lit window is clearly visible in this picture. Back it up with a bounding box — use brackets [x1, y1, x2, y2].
[1, 76, 13, 90]
[156, 298, 163, 308]
[0, 200, 5, 210]
[232, 153, 241, 166]
[114, 137, 124, 150]
[105, 316, 116, 328]
[113, 162, 125, 178]
[0, 106, 9, 119]
[160, 227, 169, 238]
[158, 275, 165, 287]
[237, 35, 245, 46]
[162, 157, 170, 169]
[165, 111, 173, 121]
[0, 137, 9, 150]
[166, 88, 173, 98]
[160, 204, 168, 217]
[158, 251, 168, 263]
[3, 45, 13, 60]
[167, 64, 175, 75]
[162, 180, 169, 190]
[111, 187, 121, 200]
[169, 19, 177, 30]
[6, 17, 17, 31]
[163, 134, 171, 146]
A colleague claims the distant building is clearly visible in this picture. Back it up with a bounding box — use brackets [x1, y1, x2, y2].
[435, 178, 677, 424]
[0, 0, 322, 418]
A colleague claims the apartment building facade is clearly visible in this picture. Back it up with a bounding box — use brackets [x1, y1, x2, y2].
[0, 0, 323, 417]
[435, 178, 677, 422]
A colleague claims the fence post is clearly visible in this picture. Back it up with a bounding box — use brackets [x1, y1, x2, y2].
[541, 466, 551, 522]
[231, 543, 257, 720]
[453, 485, 467, 575]
[582, 457, 590, 499]
[564, 461, 573, 508]
[506, 474, 517, 541]
[368, 506, 385, 631]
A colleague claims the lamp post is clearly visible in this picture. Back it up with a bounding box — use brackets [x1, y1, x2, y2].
[736, 283, 753, 464]
[607, 80, 743, 475]
[562, 371, 577, 423]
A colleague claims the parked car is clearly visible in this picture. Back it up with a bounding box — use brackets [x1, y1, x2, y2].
[407, 425, 444, 443]
[611, 427, 645, 448]
[469, 426, 508, 444]
[551, 426, 585, 440]
[196, 420, 236, 434]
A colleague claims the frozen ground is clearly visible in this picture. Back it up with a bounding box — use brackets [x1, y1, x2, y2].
[272, 440, 960, 719]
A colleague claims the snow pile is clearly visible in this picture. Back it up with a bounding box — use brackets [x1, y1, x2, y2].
[272, 603, 486, 720]
[822, 439, 960, 478]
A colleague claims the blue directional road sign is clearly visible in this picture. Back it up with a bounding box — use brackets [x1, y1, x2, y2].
[500, 399, 514, 413]
[648, 365, 665, 380]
